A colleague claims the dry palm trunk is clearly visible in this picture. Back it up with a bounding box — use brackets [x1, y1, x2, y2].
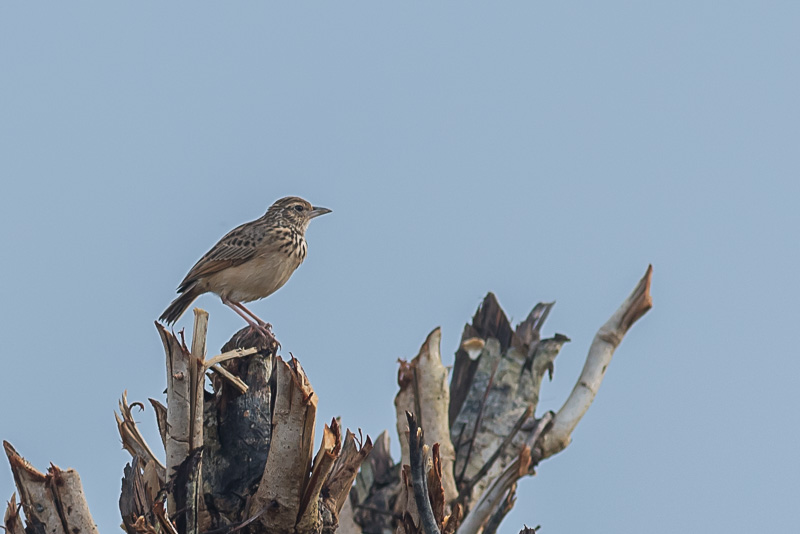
[349, 265, 653, 534]
[4, 309, 372, 534]
[3, 266, 651, 534]
[123, 313, 374, 534]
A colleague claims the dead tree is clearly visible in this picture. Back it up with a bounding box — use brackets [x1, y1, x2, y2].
[338, 265, 652, 534]
[4, 266, 652, 534]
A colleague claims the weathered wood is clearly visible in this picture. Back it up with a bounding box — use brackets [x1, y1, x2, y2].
[297, 421, 340, 533]
[157, 322, 192, 516]
[203, 347, 258, 368]
[350, 268, 653, 533]
[116, 391, 166, 484]
[3, 268, 651, 534]
[481, 485, 515, 534]
[538, 265, 653, 460]
[250, 356, 317, 533]
[170, 449, 203, 534]
[155, 309, 209, 531]
[456, 448, 529, 534]
[441, 504, 461, 534]
[189, 310, 209, 534]
[189, 309, 208, 452]
[148, 398, 169, 451]
[449, 293, 517, 427]
[4, 441, 99, 534]
[351, 430, 398, 534]
[119, 457, 159, 534]
[4, 494, 25, 534]
[207, 364, 249, 393]
[456, 413, 550, 534]
[395, 328, 458, 503]
[325, 429, 373, 516]
[449, 297, 568, 509]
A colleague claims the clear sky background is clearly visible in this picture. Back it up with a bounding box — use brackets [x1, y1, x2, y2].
[1, 3, 798, 533]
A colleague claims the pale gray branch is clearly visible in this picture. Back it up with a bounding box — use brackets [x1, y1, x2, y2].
[540, 265, 653, 459]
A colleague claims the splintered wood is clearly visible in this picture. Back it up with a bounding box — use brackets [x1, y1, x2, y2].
[352, 265, 653, 534]
[250, 356, 317, 531]
[3, 267, 652, 534]
[2, 305, 372, 534]
[129, 310, 372, 534]
[3, 441, 99, 534]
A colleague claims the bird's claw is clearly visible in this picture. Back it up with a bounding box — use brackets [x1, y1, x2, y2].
[247, 324, 280, 350]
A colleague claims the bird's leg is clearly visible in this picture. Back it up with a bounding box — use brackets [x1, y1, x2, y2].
[222, 298, 274, 339]
[222, 298, 277, 344]
[222, 298, 261, 328]
[232, 301, 273, 331]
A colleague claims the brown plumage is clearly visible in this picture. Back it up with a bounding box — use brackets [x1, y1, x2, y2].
[160, 196, 331, 330]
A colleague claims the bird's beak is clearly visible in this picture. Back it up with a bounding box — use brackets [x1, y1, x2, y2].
[309, 206, 332, 219]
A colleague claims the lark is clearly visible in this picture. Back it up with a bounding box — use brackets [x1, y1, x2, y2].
[160, 196, 331, 335]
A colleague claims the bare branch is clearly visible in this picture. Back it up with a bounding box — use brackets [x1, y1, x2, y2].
[406, 412, 441, 534]
[540, 265, 653, 459]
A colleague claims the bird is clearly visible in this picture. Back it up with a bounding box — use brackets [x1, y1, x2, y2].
[159, 196, 331, 336]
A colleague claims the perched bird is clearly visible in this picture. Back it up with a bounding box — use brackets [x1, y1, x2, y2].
[160, 196, 331, 335]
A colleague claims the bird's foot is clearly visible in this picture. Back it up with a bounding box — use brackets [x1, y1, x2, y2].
[248, 324, 280, 350]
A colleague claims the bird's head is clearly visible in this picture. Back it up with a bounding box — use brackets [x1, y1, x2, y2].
[268, 196, 332, 231]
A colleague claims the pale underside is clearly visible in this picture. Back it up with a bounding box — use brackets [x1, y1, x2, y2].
[196, 250, 304, 303]
[177, 218, 309, 304]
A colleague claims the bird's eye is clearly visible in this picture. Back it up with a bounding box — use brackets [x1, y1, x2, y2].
[294, 205, 304, 212]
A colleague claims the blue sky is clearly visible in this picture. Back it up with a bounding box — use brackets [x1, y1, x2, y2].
[1, 3, 798, 532]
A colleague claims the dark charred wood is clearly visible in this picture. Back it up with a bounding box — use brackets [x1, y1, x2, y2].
[202, 327, 276, 528]
[119, 457, 157, 534]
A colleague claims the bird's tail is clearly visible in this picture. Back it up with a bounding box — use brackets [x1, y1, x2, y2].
[160, 284, 202, 325]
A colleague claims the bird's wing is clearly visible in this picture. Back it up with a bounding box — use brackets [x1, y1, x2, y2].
[177, 221, 274, 291]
